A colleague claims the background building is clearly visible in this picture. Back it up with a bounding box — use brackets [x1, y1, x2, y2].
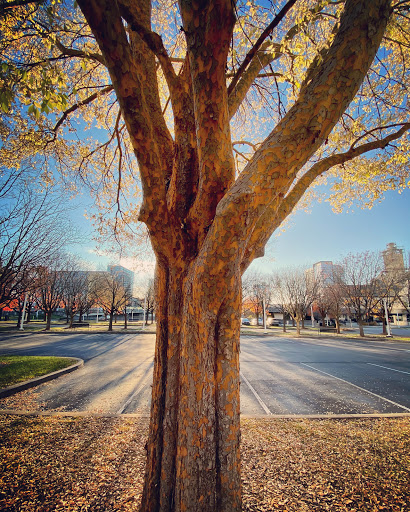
[107, 265, 134, 295]
[306, 261, 342, 286]
[382, 243, 405, 273]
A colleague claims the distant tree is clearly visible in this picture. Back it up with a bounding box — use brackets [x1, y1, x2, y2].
[276, 267, 318, 335]
[93, 271, 129, 331]
[60, 257, 93, 327]
[242, 272, 271, 325]
[34, 254, 67, 330]
[336, 251, 383, 337]
[396, 266, 410, 322]
[323, 275, 346, 334]
[0, 185, 77, 307]
[271, 273, 290, 332]
[145, 279, 156, 324]
[313, 267, 345, 331]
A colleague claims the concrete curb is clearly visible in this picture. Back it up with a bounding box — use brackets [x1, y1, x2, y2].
[0, 409, 409, 420]
[0, 357, 84, 399]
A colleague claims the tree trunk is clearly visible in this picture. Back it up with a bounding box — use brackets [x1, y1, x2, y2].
[282, 312, 286, 333]
[382, 317, 387, 335]
[45, 311, 52, 331]
[26, 303, 32, 323]
[141, 261, 241, 512]
[295, 316, 301, 336]
[358, 319, 365, 337]
[74, 1, 392, 510]
[16, 309, 22, 328]
[108, 312, 113, 332]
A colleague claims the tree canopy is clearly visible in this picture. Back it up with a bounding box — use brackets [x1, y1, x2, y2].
[1, 0, 409, 250]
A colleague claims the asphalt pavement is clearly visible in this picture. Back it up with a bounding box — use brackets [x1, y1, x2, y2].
[0, 330, 409, 416]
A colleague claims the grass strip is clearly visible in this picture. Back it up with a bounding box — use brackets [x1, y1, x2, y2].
[0, 356, 78, 388]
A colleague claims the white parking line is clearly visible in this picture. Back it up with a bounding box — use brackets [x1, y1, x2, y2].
[367, 363, 410, 375]
[240, 370, 271, 415]
[300, 363, 410, 412]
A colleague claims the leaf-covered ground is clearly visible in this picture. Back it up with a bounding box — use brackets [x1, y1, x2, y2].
[0, 415, 409, 511]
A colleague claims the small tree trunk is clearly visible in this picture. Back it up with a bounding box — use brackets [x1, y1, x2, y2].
[296, 316, 301, 336]
[16, 309, 22, 328]
[26, 304, 32, 323]
[108, 312, 113, 331]
[45, 311, 52, 331]
[336, 319, 341, 334]
[382, 314, 387, 335]
[358, 319, 365, 337]
[282, 312, 286, 333]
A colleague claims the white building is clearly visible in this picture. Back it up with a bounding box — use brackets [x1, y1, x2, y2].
[107, 265, 134, 295]
[306, 261, 342, 286]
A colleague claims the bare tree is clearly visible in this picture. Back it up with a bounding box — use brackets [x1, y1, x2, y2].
[93, 271, 129, 331]
[145, 279, 156, 324]
[242, 272, 271, 325]
[323, 276, 346, 334]
[275, 267, 318, 335]
[0, 186, 78, 307]
[396, 267, 410, 322]
[336, 251, 383, 337]
[60, 257, 94, 327]
[34, 253, 68, 330]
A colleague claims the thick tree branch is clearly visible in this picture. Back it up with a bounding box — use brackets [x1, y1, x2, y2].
[117, 0, 179, 97]
[197, 0, 392, 283]
[54, 39, 106, 66]
[182, 0, 236, 247]
[241, 122, 410, 272]
[77, 0, 174, 252]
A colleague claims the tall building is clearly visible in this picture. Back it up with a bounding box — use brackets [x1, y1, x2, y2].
[107, 265, 134, 295]
[306, 261, 342, 286]
[382, 243, 405, 272]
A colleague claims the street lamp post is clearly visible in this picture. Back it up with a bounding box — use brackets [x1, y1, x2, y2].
[19, 293, 28, 331]
[142, 295, 147, 330]
[262, 296, 267, 333]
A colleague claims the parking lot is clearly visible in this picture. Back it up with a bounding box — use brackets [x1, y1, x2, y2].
[240, 334, 410, 415]
[0, 331, 409, 416]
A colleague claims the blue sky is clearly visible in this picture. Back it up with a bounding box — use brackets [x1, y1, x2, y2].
[253, 187, 410, 272]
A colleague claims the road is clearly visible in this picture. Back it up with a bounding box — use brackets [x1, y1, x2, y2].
[0, 331, 409, 416]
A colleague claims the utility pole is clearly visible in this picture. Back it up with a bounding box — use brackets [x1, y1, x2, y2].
[263, 295, 267, 333]
[142, 295, 147, 330]
[383, 298, 392, 337]
[19, 293, 28, 331]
